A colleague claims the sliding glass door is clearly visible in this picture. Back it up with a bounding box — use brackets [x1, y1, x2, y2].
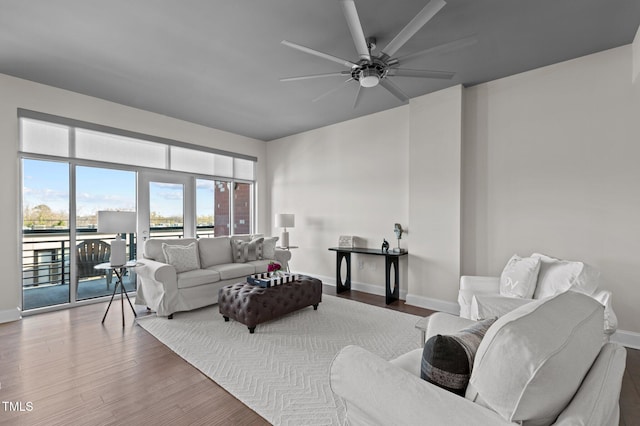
[75, 166, 136, 301]
[21, 160, 137, 310]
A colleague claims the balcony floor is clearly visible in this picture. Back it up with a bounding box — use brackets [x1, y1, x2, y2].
[23, 274, 136, 311]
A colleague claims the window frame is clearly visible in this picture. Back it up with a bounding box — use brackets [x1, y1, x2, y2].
[19, 111, 257, 315]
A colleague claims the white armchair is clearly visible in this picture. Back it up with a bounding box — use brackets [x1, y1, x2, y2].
[457, 253, 618, 335]
[331, 292, 626, 426]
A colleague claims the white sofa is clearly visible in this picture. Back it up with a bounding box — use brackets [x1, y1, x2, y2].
[330, 291, 627, 426]
[135, 235, 291, 318]
[458, 253, 618, 335]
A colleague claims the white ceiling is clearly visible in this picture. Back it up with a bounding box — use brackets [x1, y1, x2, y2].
[1, 0, 639, 141]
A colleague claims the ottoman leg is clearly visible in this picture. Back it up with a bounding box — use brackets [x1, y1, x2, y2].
[223, 316, 229, 322]
[248, 326, 256, 334]
[313, 304, 319, 310]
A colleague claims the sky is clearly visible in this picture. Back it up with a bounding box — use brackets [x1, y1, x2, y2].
[23, 159, 216, 219]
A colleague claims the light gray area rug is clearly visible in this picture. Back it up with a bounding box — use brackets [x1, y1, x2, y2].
[137, 294, 422, 425]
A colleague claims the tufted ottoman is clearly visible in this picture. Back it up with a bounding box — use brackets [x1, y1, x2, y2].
[218, 276, 322, 333]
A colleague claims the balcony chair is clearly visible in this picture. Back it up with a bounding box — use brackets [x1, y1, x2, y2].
[76, 239, 113, 289]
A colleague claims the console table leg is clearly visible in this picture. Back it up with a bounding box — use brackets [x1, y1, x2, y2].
[385, 256, 400, 305]
[336, 251, 351, 293]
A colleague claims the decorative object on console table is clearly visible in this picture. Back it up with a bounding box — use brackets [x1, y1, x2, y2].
[381, 239, 390, 253]
[392, 223, 406, 253]
[97, 211, 136, 266]
[275, 213, 295, 248]
[338, 235, 358, 248]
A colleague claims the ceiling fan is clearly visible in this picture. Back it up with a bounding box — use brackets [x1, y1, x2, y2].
[280, 0, 475, 107]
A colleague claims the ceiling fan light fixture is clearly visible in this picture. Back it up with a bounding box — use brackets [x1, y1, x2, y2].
[359, 68, 380, 87]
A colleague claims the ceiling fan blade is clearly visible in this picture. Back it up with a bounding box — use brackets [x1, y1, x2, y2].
[281, 40, 357, 68]
[380, 0, 446, 59]
[393, 36, 477, 65]
[388, 68, 454, 79]
[352, 85, 363, 109]
[379, 79, 409, 103]
[280, 71, 351, 82]
[312, 78, 354, 103]
[340, 0, 371, 62]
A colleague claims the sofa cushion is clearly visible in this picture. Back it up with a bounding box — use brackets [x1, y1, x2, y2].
[532, 253, 600, 299]
[177, 269, 221, 289]
[499, 254, 540, 298]
[231, 237, 264, 262]
[208, 263, 255, 280]
[144, 238, 197, 262]
[262, 237, 279, 260]
[420, 317, 496, 396]
[162, 242, 200, 273]
[198, 236, 233, 267]
[466, 291, 604, 426]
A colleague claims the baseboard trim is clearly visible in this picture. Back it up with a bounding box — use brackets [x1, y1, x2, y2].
[0, 307, 22, 324]
[610, 329, 640, 350]
[299, 271, 408, 301]
[405, 294, 460, 315]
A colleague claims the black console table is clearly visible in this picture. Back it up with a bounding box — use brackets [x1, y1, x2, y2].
[328, 247, 408, 304]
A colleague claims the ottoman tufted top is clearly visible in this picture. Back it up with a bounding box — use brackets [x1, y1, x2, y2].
[218, 276, 323, 333]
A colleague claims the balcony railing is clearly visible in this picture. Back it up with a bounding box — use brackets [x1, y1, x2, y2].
[22, 226, 217, 290]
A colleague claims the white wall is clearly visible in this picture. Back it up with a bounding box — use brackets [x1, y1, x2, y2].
[407, 86, 462, 310]
[267, 106, 410, 296]
[268, 44, 640, 336]
[0, 73, 267, 322]
[462, 45, 640, 332]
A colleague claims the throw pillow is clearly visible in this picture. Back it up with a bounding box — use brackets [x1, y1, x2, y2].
[162, 242, 200, 273]
[231, 237, 264, 263]
[262, 236, 279, 259]
[420, 317, 496, 396]
[499, 254, 540, 298]
[531, 253, 600, 299]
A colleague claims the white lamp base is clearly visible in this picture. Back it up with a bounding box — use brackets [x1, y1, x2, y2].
[280, 231, 290, 249]
[110, 235, 127, 266]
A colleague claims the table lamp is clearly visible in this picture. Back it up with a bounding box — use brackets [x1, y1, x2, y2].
[97, 211, 136, 266]
[275, 213, 295, 248]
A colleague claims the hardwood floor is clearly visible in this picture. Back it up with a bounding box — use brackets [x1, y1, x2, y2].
[0, 288, 637, 425]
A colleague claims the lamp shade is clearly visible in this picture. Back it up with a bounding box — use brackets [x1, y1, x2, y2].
[275, 213, 295, 228]
[97, 211, 137, 234]
[97, 211, 136, 266]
